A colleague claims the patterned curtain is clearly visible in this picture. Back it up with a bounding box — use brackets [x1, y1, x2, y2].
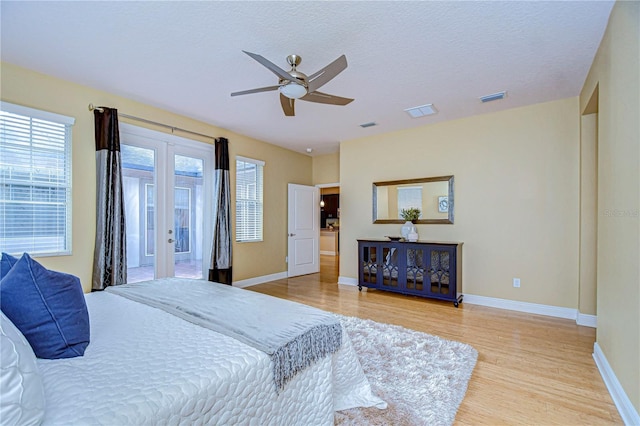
[92, 107, 127, 290]
[209, 137, 232, 285]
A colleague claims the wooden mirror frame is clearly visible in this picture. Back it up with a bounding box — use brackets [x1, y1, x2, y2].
[372, 175, 454, 224]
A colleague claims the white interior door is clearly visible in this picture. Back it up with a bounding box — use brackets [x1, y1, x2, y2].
[120, 124, 213, 283]
[287, 183, 320, 277]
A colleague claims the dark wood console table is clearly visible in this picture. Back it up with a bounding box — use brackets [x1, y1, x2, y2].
[357, 239, 463, 307]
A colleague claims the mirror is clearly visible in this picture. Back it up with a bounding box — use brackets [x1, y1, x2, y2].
[373, 175, 454, 224]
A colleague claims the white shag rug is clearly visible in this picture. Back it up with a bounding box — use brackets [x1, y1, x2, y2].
[336, 315, 478, 426]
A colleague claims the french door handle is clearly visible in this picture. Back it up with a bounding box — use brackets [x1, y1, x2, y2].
[168, 238, 175, 243]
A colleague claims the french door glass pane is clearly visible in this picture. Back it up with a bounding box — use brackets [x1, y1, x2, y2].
[173, 154, 204, 279]
[145, 184, 155, 256]
[122, 144, 156, 283]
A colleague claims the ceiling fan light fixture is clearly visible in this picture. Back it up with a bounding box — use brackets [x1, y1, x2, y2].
[279, 82, 307, 99]
[233, 51, 352, 116]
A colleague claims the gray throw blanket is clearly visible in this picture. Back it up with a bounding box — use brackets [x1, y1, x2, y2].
[106, 278, 342, 392]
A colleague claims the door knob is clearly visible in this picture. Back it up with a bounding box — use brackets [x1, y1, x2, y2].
[288, 233, 296, 237]
[168, 239, 175, 243]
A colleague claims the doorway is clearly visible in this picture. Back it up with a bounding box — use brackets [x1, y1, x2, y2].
[119, 124, 214, 283]
[318, 184, 340, 279]
[320, 253, 340, 284]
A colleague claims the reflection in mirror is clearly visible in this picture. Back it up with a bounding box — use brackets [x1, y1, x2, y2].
[373, 175, 454, 224]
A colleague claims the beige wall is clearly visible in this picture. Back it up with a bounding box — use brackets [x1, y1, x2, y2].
[312, 152, 340, 185]
[1, 62, 312, 291]
[579, 112, 598, 316]
[340, 97, 580, 308]
[580, 0, 640, 412]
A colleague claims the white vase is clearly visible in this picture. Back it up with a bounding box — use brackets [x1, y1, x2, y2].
[401, 221, 415, 239]
[407, 230, 419, 242]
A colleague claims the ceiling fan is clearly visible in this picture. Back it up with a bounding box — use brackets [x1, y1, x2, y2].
[231, 51, 354, 116]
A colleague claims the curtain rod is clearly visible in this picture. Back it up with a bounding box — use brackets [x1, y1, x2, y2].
[88, 103, 214, 141]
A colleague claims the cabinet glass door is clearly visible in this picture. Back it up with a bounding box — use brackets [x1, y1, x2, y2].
[427, 248, 455, 298]
[361, 244, 378, 285]
[381, 246, 400, 289]
[405, 247, 426, 293]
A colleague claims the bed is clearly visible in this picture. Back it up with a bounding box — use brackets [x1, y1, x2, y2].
[30, 278, 385, 425]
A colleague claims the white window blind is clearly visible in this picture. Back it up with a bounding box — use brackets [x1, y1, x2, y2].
[0, 102, 74, 256]
[235, 156, 264, 242]
[397, 186, 423, 218]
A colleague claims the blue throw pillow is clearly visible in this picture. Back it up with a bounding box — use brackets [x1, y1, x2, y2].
[0, 252, 19, 280]
[0, 253, 90, 359]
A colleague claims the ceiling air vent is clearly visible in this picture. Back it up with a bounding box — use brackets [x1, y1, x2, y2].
[360, 122, 377, 128]
[480, 91, 507, 103]
[404, 103, 437, 118]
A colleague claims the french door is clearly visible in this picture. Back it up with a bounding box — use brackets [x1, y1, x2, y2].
[119, 124, 213, 283]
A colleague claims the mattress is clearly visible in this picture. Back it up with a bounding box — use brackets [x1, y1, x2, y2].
[37, 290, 384, 425]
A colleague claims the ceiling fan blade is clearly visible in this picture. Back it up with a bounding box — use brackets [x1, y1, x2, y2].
[300, 91, 354, 106]
[231, 85, 279, 97]
[307, 55, 348, 93]
[280, 94, 295, 116]
[243, 51, 296, 83]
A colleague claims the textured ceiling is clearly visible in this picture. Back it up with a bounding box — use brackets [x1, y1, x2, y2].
[1, 1, 613, 155]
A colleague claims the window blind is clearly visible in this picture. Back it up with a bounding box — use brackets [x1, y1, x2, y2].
[397, 186, 423, 218]
[0, 102, 74, 255]
[235, 156, 264, 242]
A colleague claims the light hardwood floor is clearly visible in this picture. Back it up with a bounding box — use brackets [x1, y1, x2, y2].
[248, 255, 622, 425]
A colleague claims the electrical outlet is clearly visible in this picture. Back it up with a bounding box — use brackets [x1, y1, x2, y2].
[513, 278, 521, 288]
[285, 256, 288, 263]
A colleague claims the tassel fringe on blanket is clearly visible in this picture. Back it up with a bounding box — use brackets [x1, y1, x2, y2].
[272, 322, 342, 391]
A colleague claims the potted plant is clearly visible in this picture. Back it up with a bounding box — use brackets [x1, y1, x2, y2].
[400, 207, 421, 222]
[400, 208, 421, 240]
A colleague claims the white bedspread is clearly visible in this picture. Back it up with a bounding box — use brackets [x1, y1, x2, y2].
[106, 279, 343, 393]
[37, 291, 385, 425]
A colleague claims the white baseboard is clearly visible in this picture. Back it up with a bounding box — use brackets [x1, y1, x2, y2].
[338, 276, 358, 286]
[593, 343, 640, 425]
[464, 294, 577, 319]
[233, 271, 288, 288]
[465, 294, 598, 328]
[464, 294, 597, 328]
[577, 312, 598, 328]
